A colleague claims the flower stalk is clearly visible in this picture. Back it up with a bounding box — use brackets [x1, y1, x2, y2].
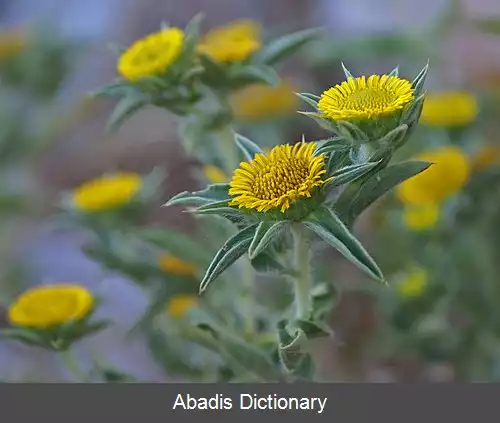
[291, 223, 312, 320]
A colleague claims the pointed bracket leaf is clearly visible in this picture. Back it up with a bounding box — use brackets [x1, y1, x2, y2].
[341, 62, 355, 79]
[295, 92, 319, 109]
[164, 184, 231, 207]
[106, 95, 148, 134]
[235, 133, 264, 161]
[304, 206, 384, 282]
[325, 161, 381, 189]
[200, 224, 258, 294]
[248, 221, 287, 260]
[411, 61, 429, 97]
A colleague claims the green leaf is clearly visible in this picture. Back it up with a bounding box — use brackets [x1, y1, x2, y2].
[304, 206, 384, 281]
[311, 283, 339, 319]
[298, 111, 336, 132]
[401, 94, 425, 127]
[257, 28, 324, 65]
[164, 184, 231, 207]
[199, 54, 227, 86]
[294, 319, 333, 339]
[314, 137, 351, 155]
[277, 321, 309, 373]
[232, 65, 280, 86]
[235, 133, 264, 161]
[106, 95, 148, 134]
[344, 160, 432, 226]
[325, 161, 380, 189]
[200, 224, 258, 293]
[388, 65, 399, 77]
[100, 368, 137, 383]
[192, 201, 240, 218]
[90, 81, 134, 99]
[325, 150, 350, 175]
[295, 92, 319, 109]
[0, 328, 44, 346]
[251, 251, 286, 274]
[248, 221, 287, 260]
[335, 120, 369, 144]
[341, 61, 355, 79]
[411, 62, 429, 97]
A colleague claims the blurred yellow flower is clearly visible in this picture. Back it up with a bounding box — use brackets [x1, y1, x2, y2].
[8, 284, 94, 328]
[396, 268, 428, 298]
[197, 20, 261, 63]
[421, 91, 478, 127]
[231, 81, 298, 121]
[203, 165, 228, 184]
[158, 253, 197, 277]
[72, 173, 142, 212]
[318, 75, 414, 121]
[403, 203, 439, 231]
[166, 294, 198, 319]
[117, 27, 184, 80]
[229, 142, 330, 213]
[396, 146, 470, 205]
[471, 145, 500, 171]
[0, 29, 26, 60]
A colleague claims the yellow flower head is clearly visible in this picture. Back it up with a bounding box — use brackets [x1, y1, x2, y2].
[0, 29, 26, 60]
[8, 284, 94, 328]
[203, 165, 228, 184]
[231, 81, 298, 121]
[118, 27, 184, 80]
[197, 20, 261, 63]
[421, 91, 478, 127]
[396, 146, 470, 205]
[396, 268, 428, 298]
[229, 142, 330, 213]
[471, 145, 500, 172]
[403, 203, 440, 231]
[317, 75, 414, 121]
[166, 294, 198, 319]
[72, 172, 142, 212]
[158, 253, 197, 277]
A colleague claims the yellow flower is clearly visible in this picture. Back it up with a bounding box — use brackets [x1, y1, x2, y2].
[403, 204, 439, 231]
[421, 91, 478, 127]
[197, 20, 261, 63]
[229, 142, 330, 213]
[396, 146, 470, 205]
[396, 268, 428, 298]
[72, 172, 142, 212]
[158, 253, 197, 277]
[166, 294, 198, 319]
[0, 29, 25, 60]
[317, 75, 414, 121]
[8, 284, 94, 328]
[471, 145, 500, 171]
[231, 81, 298, 121]
[203, 165, 228, 184]
[117, 27, 184, 80]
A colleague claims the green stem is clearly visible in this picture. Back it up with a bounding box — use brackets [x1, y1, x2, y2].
[291, 224, 312, 320]
[60, 349, 86, 382]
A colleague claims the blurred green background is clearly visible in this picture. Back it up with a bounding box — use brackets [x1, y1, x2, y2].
[1, 0, 500, 382]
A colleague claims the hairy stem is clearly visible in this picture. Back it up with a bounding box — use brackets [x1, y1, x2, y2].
[291, 223, 312, 320]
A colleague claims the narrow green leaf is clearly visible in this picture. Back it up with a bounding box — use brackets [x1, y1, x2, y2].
[298, 111, 336, 132]
[311, 283, 339, 319]
[0, 328, 44, 346]
[295, 319, 333, 339]
[199, 54, 227, 85]
[377, 124, 408, 148]
[411, 61, 429, 97]
[336, 120, 369, 144]
[388, 65, 399, 77]
[90, 81, 134, 99]
[277, 321, 308, 373]
[200, 224, 258, 293]
[295, 92, 319, 109]
[164, 184, 230, 207]
[401, 94, 425, 127]
[314, 137, 351, 155]
[345, 160, 432, 226]
[258, 28, 324, 65]
[191, 201, 240, 218]
[251, 251, 286, 274]
[304, 206, 384, 281]
[106, 95, 148, 134]
[326, 149, 350, 175]
[341, 61, 355, 79]
[248, 221, 287, 260]
[233, 65, 280, 86]
[325, 161, 380, 189]
[235, 133, 264, 161]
